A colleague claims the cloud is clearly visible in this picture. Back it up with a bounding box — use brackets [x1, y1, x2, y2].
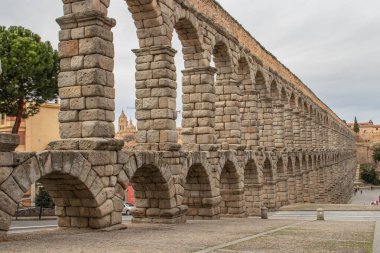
[217, 0, 380, 123]
[1, 0, 379, 125]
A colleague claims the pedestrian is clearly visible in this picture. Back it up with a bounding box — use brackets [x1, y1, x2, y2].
[361, 190, 362, 195]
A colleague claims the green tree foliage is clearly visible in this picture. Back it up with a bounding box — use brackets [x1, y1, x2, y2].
[373, 146, 380, 163]
[35, 187, 53, 208]
[0, 26, 59, 133]
[360, 164, 380, 185]
[353, 116, 360, 134]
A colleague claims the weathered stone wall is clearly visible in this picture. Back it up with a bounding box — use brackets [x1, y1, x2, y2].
[0, 0, 357, 240]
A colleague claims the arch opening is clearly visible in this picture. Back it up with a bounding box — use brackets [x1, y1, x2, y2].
[275, 157, 288, 208]
[262, 158, 276, 210]
[183, 164, 218, 220]
[219, 161, 244, 217]
[244, 159, 261, 216]
[238, 58, 257, 149]
[130, 164, 181, 222]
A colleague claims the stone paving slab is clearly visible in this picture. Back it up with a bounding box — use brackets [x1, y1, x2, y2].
[214, 220, 375, 253]
[279, 203, 380, 211]
[0, 218, 375, 253]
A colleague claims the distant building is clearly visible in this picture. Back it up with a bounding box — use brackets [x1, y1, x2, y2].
[115, 110, 137, 149]
[348, 120, 380, 164]
[0, 103, 60, 206]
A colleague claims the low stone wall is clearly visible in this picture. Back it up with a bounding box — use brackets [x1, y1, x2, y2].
[15, 207, 55, 218]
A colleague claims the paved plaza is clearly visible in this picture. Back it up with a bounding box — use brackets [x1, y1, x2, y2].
[2, 190, 379, 252]
[351, 189, 380, 205]
[0, 216, 375, 253]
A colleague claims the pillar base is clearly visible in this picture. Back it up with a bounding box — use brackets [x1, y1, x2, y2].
[0, 133, 19, 151]
[0, 231, 7, 242]
[131, 206, 188, 224]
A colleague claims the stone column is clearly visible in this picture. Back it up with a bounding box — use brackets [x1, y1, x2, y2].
[301, 156, 310, 203]
[322, 123, 328, 149]
[305, 116, 312, 149]
[317, 125, 324, 149]
[299, 113, 306, 149]
[215, 79, 242, 150]
[311, 116, 317, 149]
[133, 46, 179, 151]
[286, 156, 296, 204]
[273, 104, 285, 149]
[292, 109, 301, 148]
[259, 97, 274, 149]
[182, 66, 217, 152]
[0, 133, 19, 241]
[308, 156, 317, 203]
[241, 91, 259, 150]
[57, 2, 116, 140]
[284, 106, 294, 149]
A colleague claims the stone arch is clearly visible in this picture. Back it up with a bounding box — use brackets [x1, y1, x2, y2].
[280, 87, 288, 103]
[289, 92, 301, 148]
[128, 152, 185, 223]
[270, 80, 280, 100]
[262, 157, 276, 210]
[297, 96, 304, 111]
[173, 14, 204, 61]
[213, 39, 241, 148]
[218, 152, 245, 217]
[254, 70, 267, 96]
[172, 14, 216, 149]
[303, 101, 309, 116]
[238, 56, 257, 148]
[238, 55, 254, 91]
[244, 157, 262, 216]
[255, 71, 272, 147]
[271, 81, 285, 149]
[212, 39, 234, 79]
[0, 151, 121, 239]
[183, 152, 220, 220]
[126, 0, 167, 47]
[296, 96, 306, 147]
[282, 87, 293, 148]
[289, 92, 296, 109]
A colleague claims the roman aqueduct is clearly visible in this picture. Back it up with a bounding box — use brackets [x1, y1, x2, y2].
[0, 0, 356, 239]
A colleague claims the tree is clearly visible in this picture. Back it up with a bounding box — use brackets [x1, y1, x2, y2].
[35, 187, 53, 220]
[353, 116, 360, 134]
[360, 164, 380, 185]
[0, 26, 59, 133]
[35, 187, 53, 208]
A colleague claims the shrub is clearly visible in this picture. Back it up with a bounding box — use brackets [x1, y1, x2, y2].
[360, 164, 380, 185]
[35, 187, 53, 208]
[373, 146, 380, 163]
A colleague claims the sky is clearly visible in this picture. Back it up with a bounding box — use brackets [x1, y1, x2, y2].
[1, 0, 379, 126]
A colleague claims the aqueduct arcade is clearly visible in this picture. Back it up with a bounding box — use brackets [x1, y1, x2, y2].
[0, 0, 356, 239]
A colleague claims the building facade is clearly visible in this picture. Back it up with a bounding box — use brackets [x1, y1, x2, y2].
[348, 120, 380, 164]
[0, 103, 60, 206]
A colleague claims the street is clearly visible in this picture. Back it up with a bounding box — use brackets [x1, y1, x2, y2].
[10, 215, 132, 232]
[9, 189, 380, 231]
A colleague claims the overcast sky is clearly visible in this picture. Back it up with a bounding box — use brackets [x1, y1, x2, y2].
[1, 0, 379, 126]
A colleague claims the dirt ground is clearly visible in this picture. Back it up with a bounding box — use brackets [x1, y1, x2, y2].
[0, 218, 375, 253]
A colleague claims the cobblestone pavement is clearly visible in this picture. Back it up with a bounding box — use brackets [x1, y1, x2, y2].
[0, 218, 375, 253]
